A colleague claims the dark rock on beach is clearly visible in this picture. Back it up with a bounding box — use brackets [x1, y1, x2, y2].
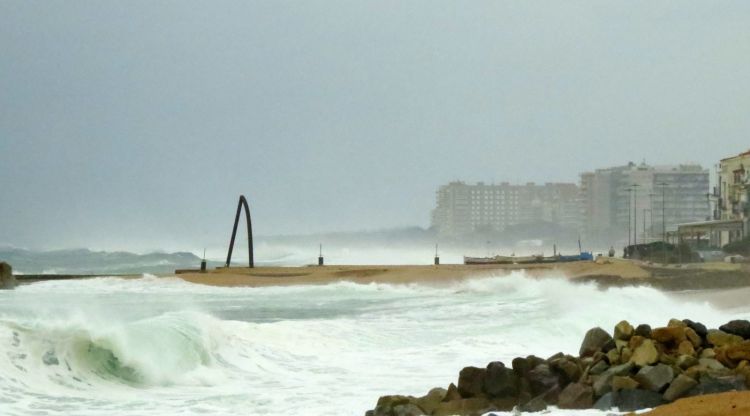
[0, 262, 15, 289]
[366, 319, 750, 416]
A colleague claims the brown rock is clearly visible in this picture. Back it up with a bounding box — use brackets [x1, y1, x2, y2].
[629, 335, 645, 350]
[0, 262, 15, 290]
[557, 383, 594, 409]
[580, 327, 614, 357]
[651, 326, 686, 345]
[432, 398, 493, 416]
[415, 388, 447, 414]
[677, 340, 696, 356]
[612, 375, 639, 392]
[614, 320, 635, 341]
[457, 367, 486, 398]
[675, 354, 698, 370]
[685, 327, 702, 348]
[606, 348, 620, 365]
[620, 347, 633, 363]
[707, 329, 743, 347]
[631, 339, 659, 367]
[726, 341, 750, 361]
[663, 374, 698, 402]
[445, 383, 462, 401]
[700, 348, 716, 359]
[668, 319, 687, 328]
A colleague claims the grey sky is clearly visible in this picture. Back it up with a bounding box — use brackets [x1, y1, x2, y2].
[1, 1, 749, 252]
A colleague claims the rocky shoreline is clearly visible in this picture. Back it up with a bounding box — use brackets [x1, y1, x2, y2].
[366, 319, 750, 416]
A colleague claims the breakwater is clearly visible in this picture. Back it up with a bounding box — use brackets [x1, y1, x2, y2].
[367, 319, 750, 415]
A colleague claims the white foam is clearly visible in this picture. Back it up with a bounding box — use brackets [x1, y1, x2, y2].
[0, 272, 747, 416]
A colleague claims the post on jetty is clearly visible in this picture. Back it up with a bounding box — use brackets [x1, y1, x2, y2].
[434, 244, 440, 265]
[318, 243, 324, 266]
[225, 195, 254, 268]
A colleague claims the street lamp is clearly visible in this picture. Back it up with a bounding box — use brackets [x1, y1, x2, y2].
[626, 188, 633, 248]
[631, 184, 641, 246]
[657, 182, 669, 263]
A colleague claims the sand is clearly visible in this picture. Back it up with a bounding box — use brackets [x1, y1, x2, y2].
[174, 257, 651, 287]
[637, 391, 750, 416]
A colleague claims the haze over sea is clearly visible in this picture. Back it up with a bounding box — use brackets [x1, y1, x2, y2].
[2, 268, 748, 416]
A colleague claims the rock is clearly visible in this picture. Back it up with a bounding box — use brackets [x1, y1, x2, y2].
[392, 404, 426, 416]
[483, 361, 519, 398]
[726, 341, 750, 361]
[720, 320, 750, 339]
[557, 382, 594, 409]
[633, 364, 674, 392]
[700, 348, 716, 359]
[683, 319, 708, 338]
[589, 360, 609, 375]
[697, 358, 726, 371]
[445, 383, 462, 401]
[374, 396, 419, 416]
[620, 347, 633, 363]
[606, 348, 620, 365]
[415, 388, 446, 414]
[635, 324, 652, 338]
[580, 327, 613, 357]
[668, 319, 687, 328]
[0, 262, 15, 290]
[677, 340, 696, 356]
[629, 335, 645, 350]
[684, 327, 702, 348]
[614, 320, 634, 341]
[707, 329, 743, 347]
[512, 356, 544, 377]
[549, 357, 581, 383]
[612, 376, 639, 392]
[675, 354, 698, 370]
[432, 398, 493, 416]
[458, 366, 486, 398]
[630, 339, 659, 367]
[592, 362, 634, 397]
[663, 374, 698, 402]
[688, 373, 747, 396]
[593, 390, 665, 412]
[651, 326, 686, 345]
[518, 394, 547, 412]
[527, 364, 560, 398]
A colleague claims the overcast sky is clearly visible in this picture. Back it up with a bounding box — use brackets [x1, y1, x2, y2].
[1, 1, 749, 252]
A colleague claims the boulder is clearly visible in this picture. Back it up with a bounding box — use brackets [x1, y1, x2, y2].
[675, 354, 698, 370]
[432, 398, 493, 416]
[726, 341, 750, 361]
[707, 329, 743, 347]
[612, 376, 639, 392]
[549, 356, 581, 383]
[580, 327, 614, 357]
[606, 348, 620, 365]
[592, 362, 634, 397]
[373, 395, 420, 416]
[557, 382, 594, 409]
[630, 339, 659, 367]
[677, 340, 696, 356]
[700, 348, 716, 359]
[458, 367, 486, 398]
[589, 360, 609, 375]
[633, 364, 674, 392]
[593, 389, 665, 412]
[663, 374, 698, 402]
[518, 394, 547, 412]
[682, 319, 708, 338]
[720, 320, 750, 339]
[392, 404, 426, 416]
[483, 362, 519, 398]
[635, 324, 652, 338]
[668, 319, 687, 328]
[415, 388, 446, 414]
[614, 320, 634, 341]
[445, 383, 462, 401]
[512, 356, 544, 377]
[527, 364, 560, 398]
[0, 262, 15, 290]
[684, 327, 702, 348]
[697, 358, 726, 371]
[651, 326, 686, 345]
[687, 373, 747, 396]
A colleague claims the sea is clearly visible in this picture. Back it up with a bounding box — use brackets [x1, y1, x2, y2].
[1, 270, 748, 416]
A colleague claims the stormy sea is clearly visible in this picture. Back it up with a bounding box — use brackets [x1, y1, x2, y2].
[1, 271, 748, 416]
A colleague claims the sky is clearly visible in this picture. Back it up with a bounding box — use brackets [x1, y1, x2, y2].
[1, 1, 750, 252]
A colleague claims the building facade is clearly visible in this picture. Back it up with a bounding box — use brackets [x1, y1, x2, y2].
[718, 149, 750, 222]
[580, 162, 710, 246]
[431, 181, 580, 236]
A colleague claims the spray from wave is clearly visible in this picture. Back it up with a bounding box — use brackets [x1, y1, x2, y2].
[0, 272, 747, 415]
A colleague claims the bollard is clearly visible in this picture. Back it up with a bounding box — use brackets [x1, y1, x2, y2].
[318, 243, 324, 266]
[200, 259, 207, 272]
[434, 256, 440, 265]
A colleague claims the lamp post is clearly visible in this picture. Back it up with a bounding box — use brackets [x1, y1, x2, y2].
[626, 188, 633, 249]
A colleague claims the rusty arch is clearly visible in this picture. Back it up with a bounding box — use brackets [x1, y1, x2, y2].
[225, 195, 254, 268]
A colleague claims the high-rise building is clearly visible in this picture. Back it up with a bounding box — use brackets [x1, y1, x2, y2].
[431, 181, 580, 236]
[580, 162, 709, 245]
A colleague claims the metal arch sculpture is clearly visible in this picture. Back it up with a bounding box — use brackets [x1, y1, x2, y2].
[225, 195, 254, 268]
